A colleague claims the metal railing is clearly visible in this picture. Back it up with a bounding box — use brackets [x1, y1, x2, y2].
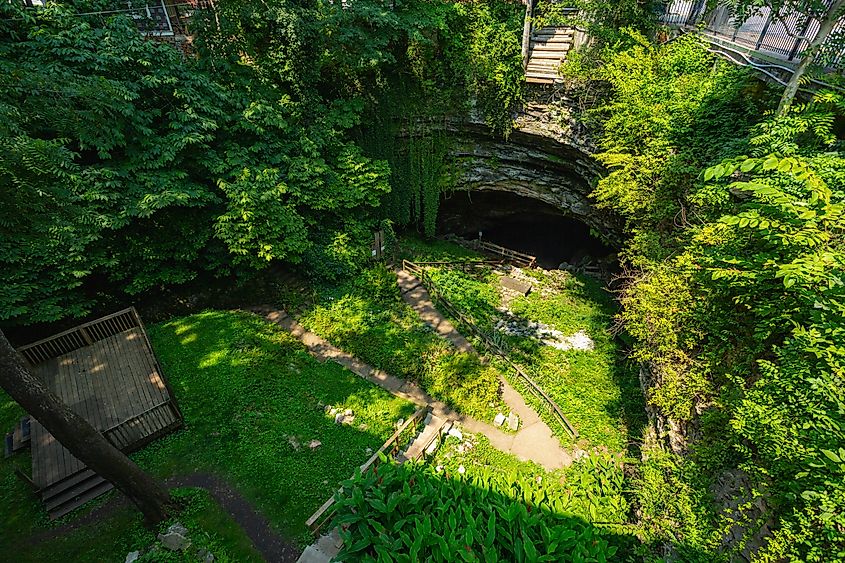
[661, 0, 845, 68]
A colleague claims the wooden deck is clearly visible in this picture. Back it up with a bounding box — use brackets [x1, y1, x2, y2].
[17, 308, 181, 516]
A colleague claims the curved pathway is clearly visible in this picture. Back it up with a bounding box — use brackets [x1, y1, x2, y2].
[395, 270, 573, 469]
[29, 473, 299, 562]
[249, 306, 572, 470]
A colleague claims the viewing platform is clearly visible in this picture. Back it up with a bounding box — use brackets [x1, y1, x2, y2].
[16, 308, 182, 519]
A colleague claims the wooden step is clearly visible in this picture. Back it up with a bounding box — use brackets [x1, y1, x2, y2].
[531, 33, 573, 43]
[41, 468, 97, 501]
[527, 65, 560, 74]
[526, 76, 555, 84]
[48, 480, 114, 520]
[526, 70, 561, 79]
[529, 50, 570, 59]
[44, 471, 109, 510]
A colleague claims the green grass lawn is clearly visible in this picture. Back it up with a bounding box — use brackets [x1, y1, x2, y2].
[401, 237, 646, 453]
[1, 310, 415, 559]
[299, 266, 505, 420]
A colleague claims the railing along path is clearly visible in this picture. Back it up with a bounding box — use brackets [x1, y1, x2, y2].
[402, 259, 578, 440]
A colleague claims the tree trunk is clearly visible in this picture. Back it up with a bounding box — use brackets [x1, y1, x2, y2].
[778, 0, 845, 115]
[0, 330, 173, 525]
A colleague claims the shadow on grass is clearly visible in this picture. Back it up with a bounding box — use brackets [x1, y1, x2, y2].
[134, 310, 418, 547]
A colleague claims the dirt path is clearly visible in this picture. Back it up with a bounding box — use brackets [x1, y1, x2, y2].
[395, 269, 573, 469]
[249, 306, 572, 470]
[29, 474, 300, 563]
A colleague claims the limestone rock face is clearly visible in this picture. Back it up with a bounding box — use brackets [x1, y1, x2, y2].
[438, 121, 620, 244]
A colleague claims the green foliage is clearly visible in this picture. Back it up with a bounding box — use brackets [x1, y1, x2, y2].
[562, 31, 767, 265]
[402, 239, 645, 452]
[300, 265, 504, 419]
[583, 30, 845, 559]
[138, 311, 415, 545]
[331, 456, 629, 561]
[432, 433, 631, 526]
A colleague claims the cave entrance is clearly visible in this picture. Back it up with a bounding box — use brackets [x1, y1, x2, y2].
[437, 191, 614, 270]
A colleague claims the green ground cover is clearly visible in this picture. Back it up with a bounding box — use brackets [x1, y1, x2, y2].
[329, 433, 637, 561]
[0, 310, 414, 558]
[401, 238, 646, 453]
[299, 266, 505, 420]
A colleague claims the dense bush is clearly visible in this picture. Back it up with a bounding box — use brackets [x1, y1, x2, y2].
[331, 458, 626, 561]
[0, 0, 525, 325]
[573, 30, 845, 561]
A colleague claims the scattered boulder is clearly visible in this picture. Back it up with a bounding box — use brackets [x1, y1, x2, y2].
[396, 418, 405, 428]
[287, 436, 301, 451]
[343, 408, 354, 417]
[167, 523, 188, 536]
[125, 551, 140, 563]
[448, 427, 463, 441]
[334, 413, 345, 424]
[158, 531, 191, 552]
[197, 548, 215, 563]
[493, 413, 506, 427]
[507, 413, 520, 431]
[309, 440, 321, 450]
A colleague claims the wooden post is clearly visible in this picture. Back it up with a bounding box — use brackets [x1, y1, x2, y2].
[521, 0, 536, 69]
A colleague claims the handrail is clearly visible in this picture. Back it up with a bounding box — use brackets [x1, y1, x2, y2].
[402, 261, 578, 439]
[17, 307, 140, 365]
[305, 406, 429, 535]
[17, 307, 136, 352]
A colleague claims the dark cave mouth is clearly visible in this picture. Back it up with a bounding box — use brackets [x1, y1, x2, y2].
[437, 191, 616, 270]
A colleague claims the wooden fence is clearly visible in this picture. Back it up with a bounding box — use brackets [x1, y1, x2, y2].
[464, 239, 537, 268]
[305, 406, 430, 535]
[402, 261, 578, 439]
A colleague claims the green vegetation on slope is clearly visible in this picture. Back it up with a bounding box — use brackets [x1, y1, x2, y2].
[300, 265, 504, 420]
[565, 30, 845, 561]
[139, 310, 415, 545]
[401, 238, 645, 452]
[330, 454, 631, 562]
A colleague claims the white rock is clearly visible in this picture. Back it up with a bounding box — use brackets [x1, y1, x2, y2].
[158, 532, 191, 551]
[493, 413, 506, 427]
[168, 522, 188, 536]
[334, 413, 346, 424]
[125, 552, 140, 563]
[396, 418, 405, 428]
[507, 413, 519, 431]
[435, 465, 444, 472]
[425, 440, 439, 455]
[344, 408, 354, 416]
[458, 465, 466, 474]
[309, 440, 321, 450]
[448, 427, 463, 441]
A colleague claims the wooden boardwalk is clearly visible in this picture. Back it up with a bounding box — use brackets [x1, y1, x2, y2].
[17, 308, 181, 518]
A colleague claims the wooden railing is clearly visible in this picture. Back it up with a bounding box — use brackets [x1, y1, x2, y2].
[457, 239, 537, 268]
[17, 308, 140, 366]
[102, 401, 182, 451]
[305, 406, 429, 535]
[402, 261, 578, 439]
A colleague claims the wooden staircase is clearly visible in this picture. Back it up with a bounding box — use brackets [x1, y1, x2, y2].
[41, 468, 114, 520]
[525, 26, 574, 84]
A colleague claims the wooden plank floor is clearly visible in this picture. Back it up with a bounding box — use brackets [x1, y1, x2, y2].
[30, 328, 176, 489]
